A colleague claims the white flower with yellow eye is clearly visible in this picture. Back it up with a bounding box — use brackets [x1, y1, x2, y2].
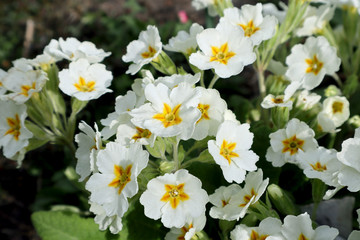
[295, 90, 321, 110]
[58, 58, 113, 101]
[140, 169, 209, 228]
[189, 21, 256, 78]
[266, 118, 318, 167]
[261, 94, 293, 110]
[281, 213, 339, 240]
[208, 121, 259, 183]
[101, 90, 139, 140]
[285, 36, 340, 92]
[0, 101, 32, 162]
[122, 25, 162, 75]
[221, 3, 278, 46]
[86, 142, 149, 218]
[1, 67, 47, 104]
[191, 87, 227, 140]
[230, 217, 283, 240]
[337, 127, 360, 192]
[116, 122, 156, 147]
[320, 96, 350, 128]
[75, 121, 103, 182]
[165, 214, 206, 240]
[164, 23, 204, 55]
[209, 184, 242, 220]
[298, 147, 343, 189]
[130, 82, 201, 140]
[295, 4, 335, 37]
[227, 169, 269, 220]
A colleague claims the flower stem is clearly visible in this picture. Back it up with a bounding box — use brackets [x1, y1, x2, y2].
[208, 74, 219, 89]
[173, 138, 180, 171]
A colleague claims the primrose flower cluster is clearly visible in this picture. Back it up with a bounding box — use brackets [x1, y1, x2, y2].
[3, 0, 360, 239]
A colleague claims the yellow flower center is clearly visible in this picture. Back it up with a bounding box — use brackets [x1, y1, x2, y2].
[271, 97, 284, 104]
[220, 140, 239, 164]
[5, 114, 21, 141]
[239, 188, 257, 207]
[310, 162, 327, 172]
[298, 233, 309, 240]
[153, 103, 182, 128]
[332, 101, 343, 114]
[21, 82, 36, 97]
[210, 42, 235, 65]
[196, 103, 210, 123]
[222, 199, 229, 207]
[132, 127, 152, 141]
[250, 230, 269, 240]
[108, 164, 132, 195]
[239, 20, 260, 37]
[160, 183, 190, 209]
[178, 223, 193, 240]
[141, 46, 157, 59]
[282, 135, 304, 155]
[305, 55, 323, 75]
[74, 76, 96, 92]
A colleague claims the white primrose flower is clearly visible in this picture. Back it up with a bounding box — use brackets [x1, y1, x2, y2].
[348, 208, 360, 240]
[191, 87, 227, 140]
[312, 0, 360, 14]
[101, 90, 139, 139]
[227, 169, 269, 220]
[337, 127, 360, 192]
[297, 147, 344, 191]
[209, 184, 242, 220]
[189, 21, 256, 79]
[295, 90, 321, 110]
[266, 118, 318, 167]
[140, 169, 209, 228]
[316, 112, 338, 133]
[262, 2, 287, 23]
[319, 96, 350, 128]
[223, 109, 241, 125]
[165, 214, 206, 240]
[58, 58, 113, 101]
[86, 142, 149, 217]
[281, 213, 339, 240]
[285, 36, 341, 93]
[154, 73, 200, 90]
[130, 82, 201, 140]
[295, 4, 335, 37]
[164, 23, 204, 55]
[221, 3, 278, 46]
[192, 0, 220, 17]
[116, 122, 156, 147]
[122, 25, 162, 75]
[44, 37, 111, 63]
[0, 69, 7, 95]
[230, 217, 284, 240]
[28, 53, 57, 70]
[0, 101, 32, 162]
[261, 94, 293, 110]
[89, 202, 123, 234]
[131, 70, 155, 105]
[75, 121, 103, 182]
[208, 121, 259, 183]
[1, 67, 47, 104]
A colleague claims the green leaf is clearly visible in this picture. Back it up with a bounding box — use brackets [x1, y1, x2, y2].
[31, 211, 122, 240]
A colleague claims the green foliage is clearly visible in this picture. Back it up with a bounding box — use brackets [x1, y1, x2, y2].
[31, 211, 121, 240]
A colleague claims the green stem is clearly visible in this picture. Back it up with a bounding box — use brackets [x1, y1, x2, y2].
[173, 138, 180, 171]
[208, 74, 219, 89]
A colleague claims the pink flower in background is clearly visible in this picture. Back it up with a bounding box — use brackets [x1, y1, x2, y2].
[178, 10, 189, 23]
